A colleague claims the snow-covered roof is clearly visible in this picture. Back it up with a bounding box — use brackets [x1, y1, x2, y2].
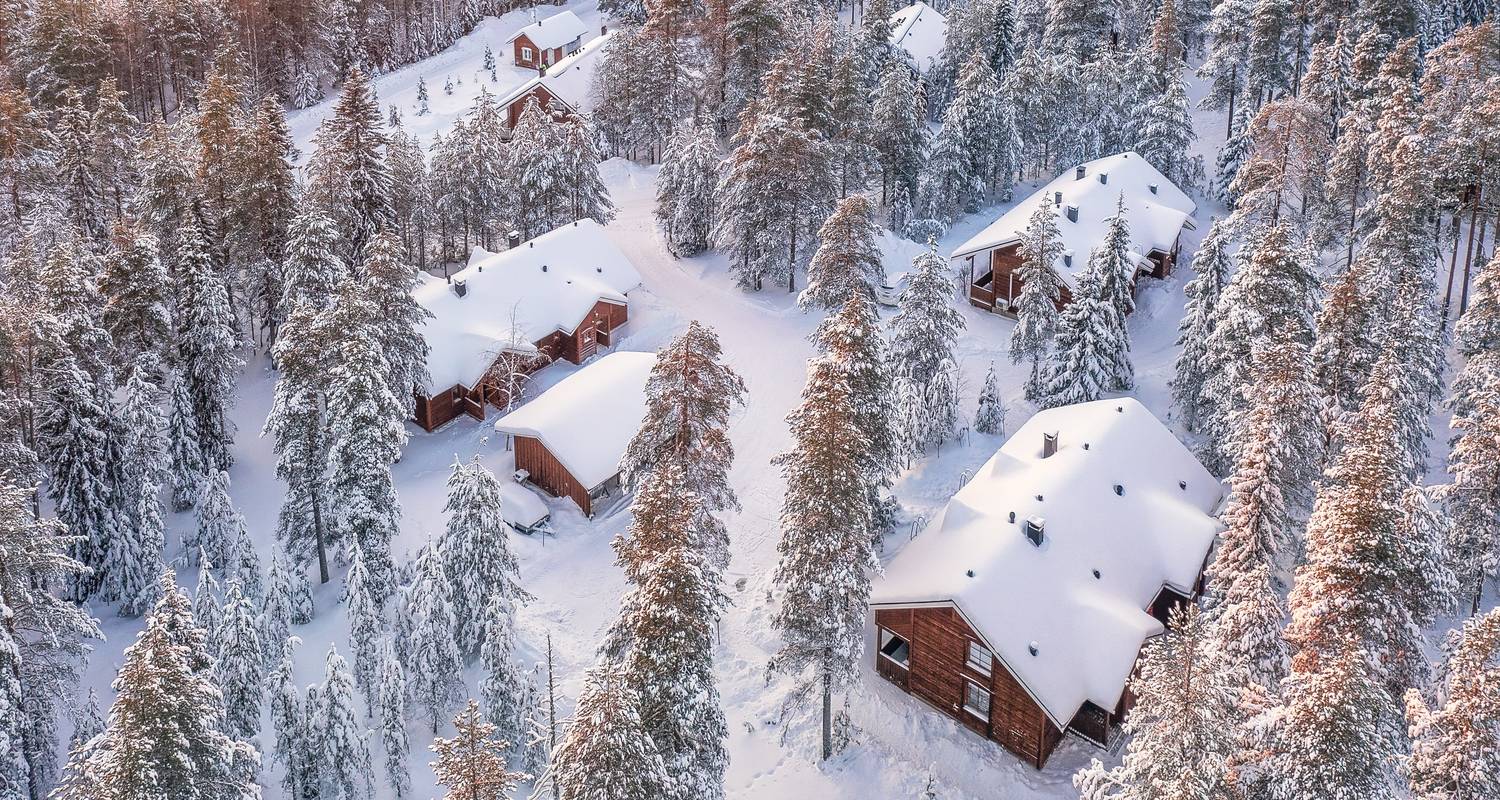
[889, 2, 947, 76]
[498, 31, 614, 117]
[950, 152, 1196, 289]
[871, 398, 1223, 730]
[505, 10, 588, 50]
[412, 219, 641, 393]
[492, 351, 655, 492]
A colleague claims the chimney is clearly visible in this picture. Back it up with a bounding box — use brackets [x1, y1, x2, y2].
[1063, 253, 1072, 268]
[507, 230, 521, 248]
[1065, 204, 1078, 223]
[1053, 191, 1062, 206]
[1148, 183, 1159, 195]
[1023, 516, 1045, 547]
[1042, 431, 1058, 458]
[601, 24, 608, 35]
[453, 279, 468, 298]
[1097, 172, 1108, 185]
[1075, 165, 1086, 180]
[538, 63, 548, 77]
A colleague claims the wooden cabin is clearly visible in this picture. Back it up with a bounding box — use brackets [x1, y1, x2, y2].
[888, 2, 947, 78]
[869, 398, 1223, 768]
[491, 351, 655, 516]
[506, 11, 588, 69]
[497, 30, 613, 132]
[952, 152, 1195, 316]
[411, 219, 641, 432]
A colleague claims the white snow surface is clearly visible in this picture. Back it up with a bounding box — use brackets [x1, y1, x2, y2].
[951, 151, 1197, 288]
[492, 350, 655, 491]
[495, 30, 614, 116]
[412, 218, 641, 393]
[888, 2, 947, 76]
[872, 398, 1223, 728]
[505, 9, 589, 49]
[498, 481, 551, 529]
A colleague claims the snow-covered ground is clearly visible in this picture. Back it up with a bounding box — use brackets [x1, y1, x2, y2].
[70, 9, 1492, 800]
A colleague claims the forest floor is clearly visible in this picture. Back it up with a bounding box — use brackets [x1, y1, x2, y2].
[70, 5, 1496, 799]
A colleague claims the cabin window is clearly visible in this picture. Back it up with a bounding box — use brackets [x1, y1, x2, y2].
[966, 641, 993, 676]
[521, 46, 533, 61]
[878, 629, 910, 667]
[963, 679, 992, 719]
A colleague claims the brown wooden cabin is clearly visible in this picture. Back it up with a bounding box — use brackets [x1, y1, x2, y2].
[964, 239, 1182, 316]
[497, 30, 612, 134]
[413, 299, 628, 432]
[507, 12, 588, 68]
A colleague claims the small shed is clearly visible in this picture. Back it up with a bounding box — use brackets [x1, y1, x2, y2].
[870, 398, 1222, 768]
[492, 351, 655, 517]
[888, 2, 947, 77]
[506, 10, 588, 68]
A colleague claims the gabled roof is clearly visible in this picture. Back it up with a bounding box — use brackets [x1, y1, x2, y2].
[950, 151, 1197, 289]
[492, 351, 655, 492]
[871, 398, 1223, 730]
[497, 31, 614, 118]
[412, 219, 641, 393]
[889, 2, 947, 76]
[505, 10, 588, 50]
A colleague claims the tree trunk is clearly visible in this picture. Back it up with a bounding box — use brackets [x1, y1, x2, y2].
[312, 484, 330, 584]
[821, 667, 833, 760]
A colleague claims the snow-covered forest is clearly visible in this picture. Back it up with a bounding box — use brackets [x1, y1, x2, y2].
[2, 0, 1500, 797]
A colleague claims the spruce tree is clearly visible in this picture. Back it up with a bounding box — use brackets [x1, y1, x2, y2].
[1088, 198, 1136, 391]
[439, 457, 531, 658]
[359, 231, 431, 403]
[432, 700, 527, 800]
[871, 58, 927, 206]
[1041, 262, 1119, 409]
[216, 580, 264, 741]
[888, 243, 966, 456]
[550, 666, 669, 800]
[268, 636, 306, 800]
[165, 368, 204, 512]
[656, 123, 721, 257]
[923, 52, 1008, 221]
[1444, 251, 1500, 612]
[973, 363, 1006, 435]
[416, 77, 430, 116]
[799, 194, 885, 311]
[192, 469, 242, 572]
[261, 545, 312, 666]
[408, 543, 464, 732]
[344, 545, 382, 714]
[478, 595, 530, 756]
[176, 214, 242, 473]
[98, 225, 172, 366]
[1403, 608, 1500, 800]
[377, 639, 412, 800]
[1008, 201, 1066, 404]
[307, 67, 392, 266]
[319, 645, 374, 800]
[1074, 606, 1237, 800]
[770, 354, 876, 760]
[1170, 219, 1232, 432]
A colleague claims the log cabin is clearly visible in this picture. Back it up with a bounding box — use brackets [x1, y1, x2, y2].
[870, 398, 1223, 768]
[888, 2, 947, 78]
[497, 30, 613, 131]
[506, 10, 588, 69]
[491, 351, 655, 517]
[410, 219, 641, 432]
[951, 152, 1196, 316]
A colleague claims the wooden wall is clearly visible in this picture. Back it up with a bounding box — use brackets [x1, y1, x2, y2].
[967, 245, 1073, 314]
[873, 606, 1063, 769]
[515, 434, 593, 515]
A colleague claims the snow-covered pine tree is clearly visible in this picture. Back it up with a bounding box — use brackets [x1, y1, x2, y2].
[225, 515, 263, 604]
[973, 362, 1006, 435]
[1197, 222, 1318, 475]
[1444, 250, 1500, 612]
[618, 321, 747, 574]
[192, 561, 222, 655]
[1213, 104, 1254, 207]
[770, 354, 876, 760]
[176, 213, 242, 473]
[439, 456, 531, 658]
[1197, 0, 1251, 132]
[889, 243, 966, 456]
[871, 58, 927, 206]
[269, 636, 307, 800]
[799, 194, 885, 311]
[192, 469, 242, 572]
[325, 288, 408, 603]
[1226, 98, 1332, 237]
[1170, 218, 1232, 432]
[483, 44, 496, 80]
[550, 665, 669, 800]
[1008, 200, 1066, 404]
[344, 544, 382, 715]
[318, 645, 374, 800]
[507, 99, 567, 239]
[408, 543, 465, 732]
[1042, 0, 1114, 60]
[1404, 608, 1500, 800]
[216, 580, 264, 740]
[98, 225, 172, 367]
[376, 639, 411, 800]
[0, 476, 99, 796]
[358, 231, 431, 403]
[656, 123, 721, 257]
[69, 689, 103, 753]
[416, 77, 430, 116]
[261, 545, 312, 666]
[1073, 605, 1237, 799]
[923, 51, 1008, 221]
[1088, 198, 1136, 391]
[307, 67, 392, 266]
[477, 594, 529, 757]
[560, 117, 616, 228]
[1040, 259, 1120, 409]
[53, 572, 254, 800]
[165, 367, 204, 512]
[432, 699, 528, 799]
[1133, 77, 1197, 190]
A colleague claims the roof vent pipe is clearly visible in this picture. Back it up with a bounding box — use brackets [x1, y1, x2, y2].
[1023, 517, 1045, 547]
[1042, 431, 1058, 458]
[1149, 183, 1159, 195]
[1054, 191, 1062, 206]
[1075, 165, 1086, 180]
[1098, 172, 1108, 185]
[1065, 205, 1079, 223]
[507, 230, 522, 248]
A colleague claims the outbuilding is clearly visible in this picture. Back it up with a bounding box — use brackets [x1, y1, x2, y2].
[951, 151, 1196, 315]
[506, 10, 589, 69]
[411, 219, 641, 432]
[491, 351, 655, 517]
[870, 398, 1222, 768]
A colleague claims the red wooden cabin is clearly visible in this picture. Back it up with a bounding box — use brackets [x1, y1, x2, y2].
[506, 11, 588, 69]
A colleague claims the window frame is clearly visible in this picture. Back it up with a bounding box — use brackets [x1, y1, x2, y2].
[966, 640, 994, 677]
[962, 678, 992, 720]
[521, 45, 533, 61]
[877, 628, 910, 668]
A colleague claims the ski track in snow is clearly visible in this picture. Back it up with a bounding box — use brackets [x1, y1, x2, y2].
[66, 11, 1498, 800]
